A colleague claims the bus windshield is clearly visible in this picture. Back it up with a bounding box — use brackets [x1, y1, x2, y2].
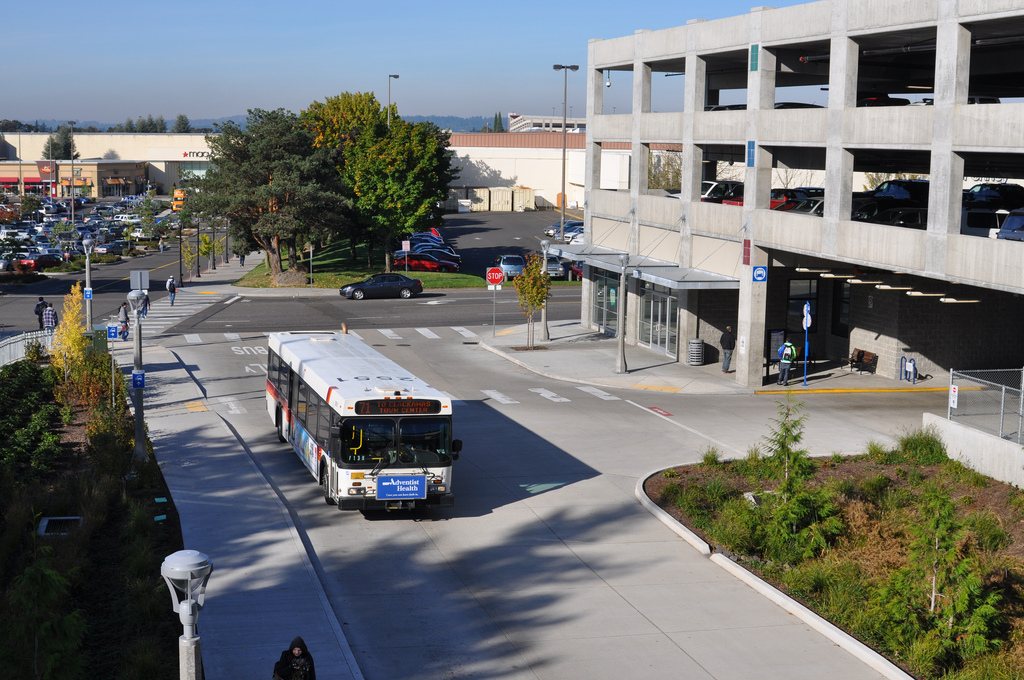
[340, 417, 452, 467]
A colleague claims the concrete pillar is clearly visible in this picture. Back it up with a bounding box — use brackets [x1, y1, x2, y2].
[582, 40, 605, 328]
[677, 288, 699, 360]
[823, 32, 858, 256]
[927, 15, 971, 273]
[737, 243, 770, 387]
[179, 635, 203, 680]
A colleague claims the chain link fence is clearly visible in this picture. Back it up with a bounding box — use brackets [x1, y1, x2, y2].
[948, 368, 1024, 444]
[0, 330, 49, 367]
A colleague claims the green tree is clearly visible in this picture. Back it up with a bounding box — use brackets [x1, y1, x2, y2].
[763, 392, 814, 500]
[493, 112, 505, 133]
[172, 114, 192, 133]
[155, 114, 167, 132]
[875, 482, 1002, 673]
[138, 190, 156, 234]
[20, 195, 43, 218]
[513, 254, 551, 349]
[41, 125, 79, 160]
[191, 108, 344, 284]
[348, 119, 458, 272]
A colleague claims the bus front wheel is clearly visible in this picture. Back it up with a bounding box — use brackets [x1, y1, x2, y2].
[276, 408, 287, 443]
[321, 469, 336, 506]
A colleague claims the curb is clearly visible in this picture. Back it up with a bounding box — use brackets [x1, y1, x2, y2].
[634, 470, 913, 680]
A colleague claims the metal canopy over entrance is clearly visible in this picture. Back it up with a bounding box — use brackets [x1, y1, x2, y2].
[550, 243, 739, 290]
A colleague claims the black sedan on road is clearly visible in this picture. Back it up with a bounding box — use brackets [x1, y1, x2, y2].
[340, 273, 424, 300]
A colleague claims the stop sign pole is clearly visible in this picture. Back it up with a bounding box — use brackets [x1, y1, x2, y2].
[486, 267, 504, 336]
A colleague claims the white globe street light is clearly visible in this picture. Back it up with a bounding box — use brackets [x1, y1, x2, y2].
[161, 550, 213, 680]
[82, 237, 95, 330]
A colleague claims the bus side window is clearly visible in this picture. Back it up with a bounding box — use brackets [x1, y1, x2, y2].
[296, 383, 308, 425]
[267, 350, 277, 387]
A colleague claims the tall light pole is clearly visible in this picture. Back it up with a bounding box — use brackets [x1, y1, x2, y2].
[387, 74, 400, 128]
[68, 121, 76, 225]
[127, 289, 147, 461]
[540, 240, 551, 341]
[553, 65, 578, 242]
[615, 253, 629, 374]
[83, 237, 95, 330]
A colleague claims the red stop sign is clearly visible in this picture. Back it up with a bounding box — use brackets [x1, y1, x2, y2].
[485, 267, 505, 285]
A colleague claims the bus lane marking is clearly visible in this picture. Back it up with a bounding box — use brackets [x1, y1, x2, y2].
[626, 400, 742, 456]
[451, 327, 477, 338]
[224, 332, 241, 341]
[217, 396, 248, 414]
[185, 334, 202, 343]
[379, 329, 402, 340]
[416, 328, 440, 339]
[481, 390, 519, 404]
[529, 388, 570, 403]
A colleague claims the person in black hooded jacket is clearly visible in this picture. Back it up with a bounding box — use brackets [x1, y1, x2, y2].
[274, 636, 315, 680]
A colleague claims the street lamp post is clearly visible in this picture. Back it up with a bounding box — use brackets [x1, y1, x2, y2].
[209, 219, 216, 270]
[388, 74, 400, 128]
[540, 239, 551, 342]
[68, 121, 76, 225]
[552, 64, 578, 242]
[178, 218, 183, 284]
[83, 237, 95, 330]
[161, 550, 213, 680]
[615, 253, 629, 374]
[195, 224, 201, 278]
[127, 289, 147, 461]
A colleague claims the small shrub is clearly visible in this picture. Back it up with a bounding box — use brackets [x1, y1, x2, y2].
[662, 468, 680, 479]
[826, 477, 855, 499]
[700, 447, 723, 468]
[709, 496, 764, 555]
[965, 511, 1011, 552]
[1008, 489, 1024, 517]
[859, 474, 892, 504]
[940, 459, 989, 489]
[25, 341, 45, 363]
[732, 446, 773, 482]
[895, 425, 947, 465]
[865, 439, 895, 463]
[907, 468, 925, 486]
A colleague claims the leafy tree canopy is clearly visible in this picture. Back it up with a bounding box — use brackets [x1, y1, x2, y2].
[41, 126, 79, 160]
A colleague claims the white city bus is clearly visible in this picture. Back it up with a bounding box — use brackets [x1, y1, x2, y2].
[266, 330, 461, 511]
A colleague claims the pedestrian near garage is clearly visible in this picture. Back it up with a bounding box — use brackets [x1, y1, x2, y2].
[141, 293, 150, 318]
[42, 303, 58, 346]
[721, 325, 736, 373]
[778, 340, 797, 386]
[34, 296, 46, 330]
[273, 636, 315, 680]
[166, 276, 177, 306]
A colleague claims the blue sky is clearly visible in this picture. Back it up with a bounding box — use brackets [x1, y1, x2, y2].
[9, 0, 802, 124]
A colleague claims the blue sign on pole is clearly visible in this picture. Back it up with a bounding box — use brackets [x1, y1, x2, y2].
[752, 266, 767, 282]
[132, 370, 145, 390]
[107, 325, 118, 340]
[376, 475, 427, 500]
[802, 301, 811, 386]
[84, 287, 93, 300]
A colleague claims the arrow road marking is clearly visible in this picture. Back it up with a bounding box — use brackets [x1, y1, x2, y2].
[529, 388, 570, 403]
[576, 386, 620, 401]
[481, 390, 519, 404]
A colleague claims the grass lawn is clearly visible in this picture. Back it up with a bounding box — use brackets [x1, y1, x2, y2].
[233, 240, 580, 290]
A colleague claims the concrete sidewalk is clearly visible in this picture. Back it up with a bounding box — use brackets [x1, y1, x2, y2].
[476, 318, 942, 396]
[110, 341, 362, 680]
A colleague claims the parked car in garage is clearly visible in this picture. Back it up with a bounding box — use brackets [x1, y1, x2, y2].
[996, 210, 1024, 241]
[340, 273, 423, 300]
[962, 183, 1024, 212]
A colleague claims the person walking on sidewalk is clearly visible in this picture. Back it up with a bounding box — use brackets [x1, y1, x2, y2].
[34, 297, 47, 330]
[778, 340, 797, 386]
[42, 303, 58, 345]
[273, 636, 315, 680]
[239, 252, 245, 266]
[721, 325, 736, 373]
[141, 293, 150, 318]
[117, 302, 130, 341]
[166, 276, 177, 306]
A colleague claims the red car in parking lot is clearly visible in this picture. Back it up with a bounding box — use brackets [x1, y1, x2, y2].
[17, 253, 62, 271]
[393, 252, 460, 273]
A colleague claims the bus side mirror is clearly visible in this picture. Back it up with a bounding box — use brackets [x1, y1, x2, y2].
[330, 424, 341, 439]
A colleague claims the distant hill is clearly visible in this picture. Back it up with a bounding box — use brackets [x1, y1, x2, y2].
[20, 113, 491, 133]
[403, 115, 491, 132]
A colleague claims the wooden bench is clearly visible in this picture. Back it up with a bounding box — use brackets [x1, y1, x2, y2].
[841, 348, 878, 374]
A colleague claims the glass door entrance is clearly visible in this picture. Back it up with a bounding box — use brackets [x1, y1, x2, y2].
[639, 284, 678, 356]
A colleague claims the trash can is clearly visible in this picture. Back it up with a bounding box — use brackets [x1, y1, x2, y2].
[687, 339, 704, 366]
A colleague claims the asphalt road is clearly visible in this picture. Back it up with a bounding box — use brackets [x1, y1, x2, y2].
[166, 327, 940, 679]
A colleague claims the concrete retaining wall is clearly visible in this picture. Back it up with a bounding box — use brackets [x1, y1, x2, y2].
[924, 412, 1024, 488]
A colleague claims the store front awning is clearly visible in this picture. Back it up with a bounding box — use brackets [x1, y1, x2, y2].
[0, 177, 20, 183]
[23, 177, 43, 183]
[551, 243, 739, 290]
[59, 179, 92, 186]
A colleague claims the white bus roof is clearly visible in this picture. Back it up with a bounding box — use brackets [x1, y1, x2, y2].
[268, 331, 451, 414]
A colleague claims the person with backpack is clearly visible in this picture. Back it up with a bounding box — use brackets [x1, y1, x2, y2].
[777, 340, 797, 386]
[34, 297, 46, 330]
[166, 276, 177, 306]
[42, 303, 58, 344]
[117, 302, 130, 341]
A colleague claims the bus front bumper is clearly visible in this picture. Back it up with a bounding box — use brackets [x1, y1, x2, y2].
[339, 493, 454, 511]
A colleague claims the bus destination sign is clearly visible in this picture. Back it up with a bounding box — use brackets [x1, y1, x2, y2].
[355, 399, 442, 415]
